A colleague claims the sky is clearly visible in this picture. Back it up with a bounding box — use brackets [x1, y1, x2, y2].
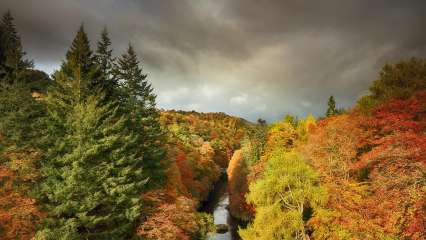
[1, 0, 426, 121]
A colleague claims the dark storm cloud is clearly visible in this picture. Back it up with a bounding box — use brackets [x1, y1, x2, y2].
[1, 0, 426, 121]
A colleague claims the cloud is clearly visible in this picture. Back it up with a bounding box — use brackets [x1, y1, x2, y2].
[1, 0, 426, 121]
[230, 94, 248, 105]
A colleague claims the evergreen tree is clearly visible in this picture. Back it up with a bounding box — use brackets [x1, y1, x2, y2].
[36, 70, 146, 239]
[95, 27, 117, 100]
[0, 81, 45, 150]
[0, 11, 32, 83]
[0, 21, 4, 67]
[60, 24, 103, 96]
[326, 95, 337, 117]
[114, 44, 166, 186]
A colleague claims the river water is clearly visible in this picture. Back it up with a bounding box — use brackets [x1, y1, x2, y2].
[201, 173, 241, 240]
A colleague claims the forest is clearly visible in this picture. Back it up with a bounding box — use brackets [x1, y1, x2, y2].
[0, 10, 425, 240]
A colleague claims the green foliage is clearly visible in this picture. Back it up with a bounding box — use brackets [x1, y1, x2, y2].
[296, 114, 315, 142]
[115, 44, 167, 186]
[241, 123, 267, 167]
[195, 212, 215, 240]
[239, 151, 327, 240]
[283, 114, 298, 128]
[0, 11, 33, 83]
[358, 58, 426, 110]
[370, 58, 426, 100]
[356, 95, 377, 113]
[326, 95, 337, 117]
[95, 27, 118, 100]
[60, 24, 103, 97]
[0, 82, 45, 150]
[37, 75, 146, 239]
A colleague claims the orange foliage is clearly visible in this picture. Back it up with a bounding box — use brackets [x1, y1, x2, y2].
[303, 91, 426, 239]
[227, 150, 253, 220]
[0, 166, 43, 240]
[137, 196, 199, 240]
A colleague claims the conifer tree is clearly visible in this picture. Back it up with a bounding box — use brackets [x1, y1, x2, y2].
[61, 24, 103, 96]
[36, 70, 146, 239]
[95, 27, 117, 100]
[0, 22, 4, 67]
[326, 95, 337, 117]
[0, 11, 32, 83]
[0, 81, 45, 149]
[114, 44, 166, 185]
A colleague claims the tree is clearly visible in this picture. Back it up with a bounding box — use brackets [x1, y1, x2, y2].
[326, 95, 337, 117]
[0, 19, 4, 67]
[239, 151, 327, 240]
[95, 27, 117, 100]
[0, 81, 45, 149]
[60, 24, 103, 97]
[227, 150, 252, 220]
[114, 44, 166, 186]
[283, 114, 298, 127]
[358, 58, 426, 110]
[256, 118, 267, 126]
[0, 11, 32, 84]
[370, 58, 426, 101]
[36, 70, 146, 239]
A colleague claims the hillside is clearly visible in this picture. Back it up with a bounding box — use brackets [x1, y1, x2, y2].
[231, 58, 426, 240]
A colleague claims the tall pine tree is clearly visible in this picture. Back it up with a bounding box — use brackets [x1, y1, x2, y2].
[0, 11, 32, 83]
[95, 27, 117, 100]
[114, 44, 167, 186]
[37, 64, 146, 240]
[0, 11, 44, 152]
[0, 20, 4, 68]
[60, 24, 103, 97]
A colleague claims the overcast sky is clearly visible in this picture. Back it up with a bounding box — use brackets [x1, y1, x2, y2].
[2, 0, 426, 121]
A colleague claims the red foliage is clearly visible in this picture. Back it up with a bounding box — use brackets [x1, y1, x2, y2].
[0, 166, 43, 240]
[137, 196, 199, 240]
[304, 91, 426, 239]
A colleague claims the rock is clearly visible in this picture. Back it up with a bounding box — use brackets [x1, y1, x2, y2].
[216, 224, 229, 233]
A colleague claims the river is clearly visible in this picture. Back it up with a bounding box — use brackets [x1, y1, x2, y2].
[200, 173, 241, 240]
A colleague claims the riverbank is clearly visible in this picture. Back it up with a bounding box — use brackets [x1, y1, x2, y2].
[200, 173, 242, 240]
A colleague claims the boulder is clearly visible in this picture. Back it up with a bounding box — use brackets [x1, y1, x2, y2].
[216, 224, 229, 233]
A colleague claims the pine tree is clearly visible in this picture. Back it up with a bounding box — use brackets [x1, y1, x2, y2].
[60, 24, 103, 96]
[0, 22, 4, 67]
[326, 95, 337, 117]
[0, 11, 32, 83]
[0, 81, 45, 149]
[95, 27, 117, 100]
[36, 70, 146, 239]
[114, 44, 167, 186]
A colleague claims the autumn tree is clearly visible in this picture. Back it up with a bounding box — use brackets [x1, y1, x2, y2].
[239, 151, 327, 240]
[227, 150, 252, 220]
